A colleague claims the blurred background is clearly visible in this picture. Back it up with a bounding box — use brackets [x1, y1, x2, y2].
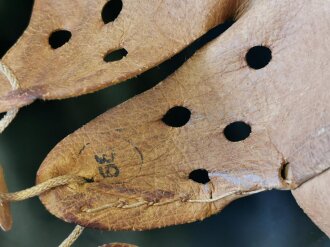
[0, 0, 329, 246]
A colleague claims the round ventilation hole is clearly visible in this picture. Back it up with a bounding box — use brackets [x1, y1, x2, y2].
[162, 106, 191, 127]
[224, 121, 251, 142]
[245, 45, 272, 69]
[49, 30, 72, 49]
[102, 0, 123, 24]
[103, 48, 128, 62]
[189, 169, 210, 184]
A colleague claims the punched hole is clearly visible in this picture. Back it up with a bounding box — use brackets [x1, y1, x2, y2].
[189, 169, 210, 184]
[102, 0, 123, 24]
[280, 161, 291, 182]
[162, 106, 191, 127]
[224, 121, 251, 142]
[245, 45, 272, 69]
[49, 30, 72, 49]
[84, 177, 95, 183]
[103, 48, 128, 62]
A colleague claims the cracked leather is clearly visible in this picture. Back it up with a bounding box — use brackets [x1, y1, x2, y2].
[0, 0, 240, 113]
[36, 0, 330, 233]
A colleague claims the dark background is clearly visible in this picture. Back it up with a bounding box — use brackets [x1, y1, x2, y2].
[0, 1, 329, 246]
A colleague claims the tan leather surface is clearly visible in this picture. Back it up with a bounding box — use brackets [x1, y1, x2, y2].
[37, 0, 330, 231]
[0, 166, 12, 231]
[292, 169, 330, 237]
[0, 0, 241, 113]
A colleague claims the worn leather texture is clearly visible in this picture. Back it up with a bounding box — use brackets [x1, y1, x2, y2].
[292, 169, 330, 237]
[37, 0, 330, 231]
[0, 0, 241, 113]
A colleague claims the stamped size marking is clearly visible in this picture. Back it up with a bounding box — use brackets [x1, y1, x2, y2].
[95, 152, 120, 178]
[95, 153, 114, 164]
[98, 164, 119, 178]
